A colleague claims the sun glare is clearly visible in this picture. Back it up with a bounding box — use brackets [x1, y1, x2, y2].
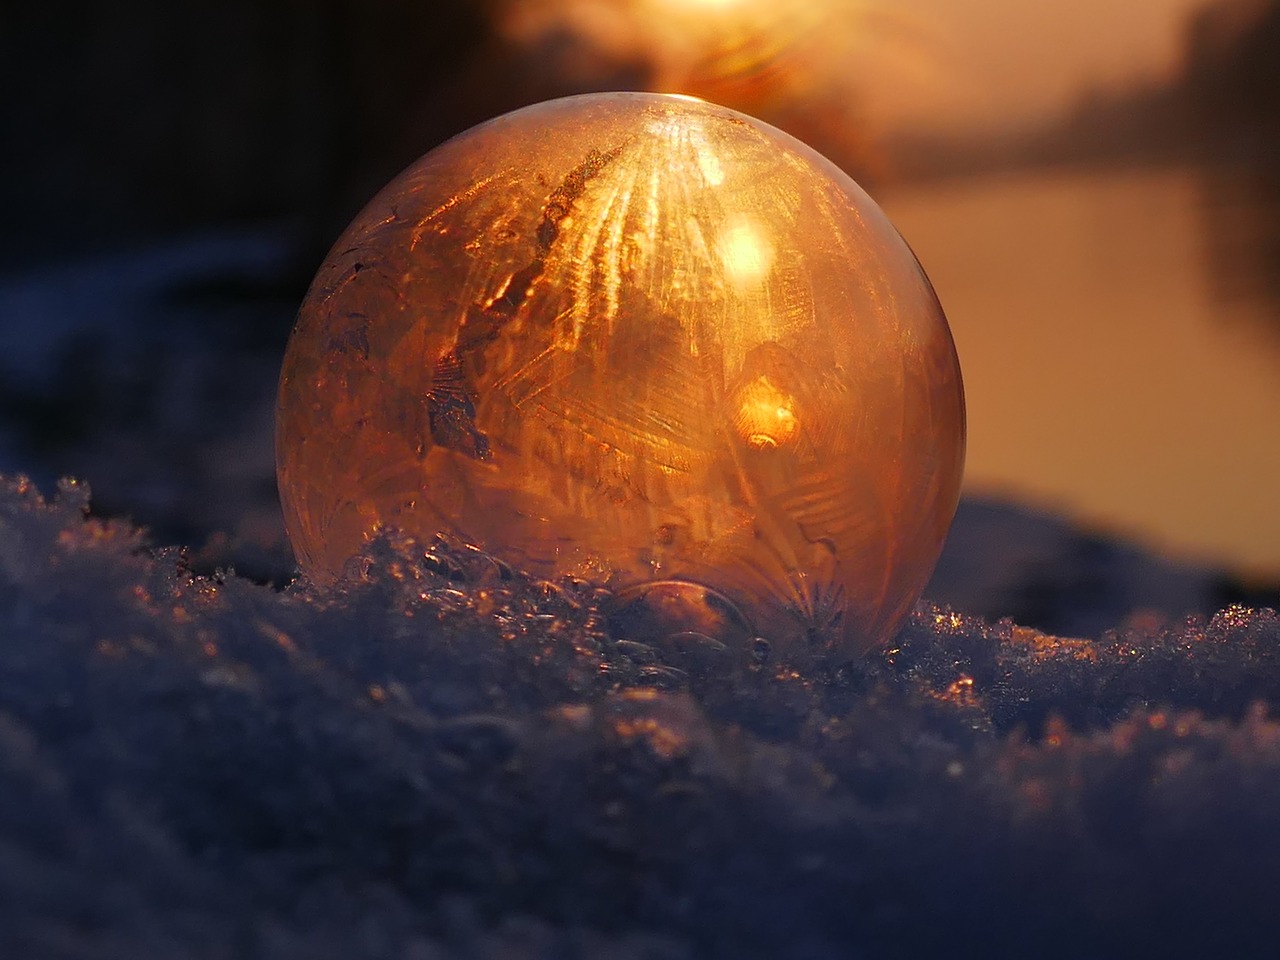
[491, 0, 928, 175]
[662, 0, 744, 8]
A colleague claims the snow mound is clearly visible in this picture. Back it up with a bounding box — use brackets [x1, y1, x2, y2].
[3, 476, 1280, 958]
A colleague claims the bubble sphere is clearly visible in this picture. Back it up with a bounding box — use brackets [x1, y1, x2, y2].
[277, 92, 964, 658]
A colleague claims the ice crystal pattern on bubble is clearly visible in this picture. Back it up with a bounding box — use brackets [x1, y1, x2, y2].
[276, 92, 965, 657]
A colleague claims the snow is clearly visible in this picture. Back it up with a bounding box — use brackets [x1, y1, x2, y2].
[4, 475, 1280, 958]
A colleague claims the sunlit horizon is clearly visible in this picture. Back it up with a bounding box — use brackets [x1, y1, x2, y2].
[497, 0, 1224, 139]
[881, 0, 1218, 134]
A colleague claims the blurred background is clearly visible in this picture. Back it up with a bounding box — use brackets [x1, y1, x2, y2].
[2, 0, 1277, 632]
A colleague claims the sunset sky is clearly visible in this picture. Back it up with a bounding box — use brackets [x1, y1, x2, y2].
[501, 0, 1222, 137]
[876, 0, 1213, 132]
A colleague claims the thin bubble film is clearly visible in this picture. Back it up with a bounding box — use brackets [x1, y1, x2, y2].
[276, 92, 965, 658]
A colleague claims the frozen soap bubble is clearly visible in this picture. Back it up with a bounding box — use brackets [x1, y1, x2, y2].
[277, 92, 964, 659]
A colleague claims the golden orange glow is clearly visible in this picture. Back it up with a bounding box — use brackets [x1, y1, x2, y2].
[734, 376, 798, 450]
[611, 717, 687, 758]
[1007, 625, 1099, 663]
[660, 0, 743, 8]
[935, 674, 981, 710]
[718, 217, 775, 288]
[491, 0, 930, 173]
[276, 94, 965, 657]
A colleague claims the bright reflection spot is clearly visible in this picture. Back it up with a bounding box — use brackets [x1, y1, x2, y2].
[694, 142, 725, 186]
[719, 217, 774, 287]
[734, 375, 798, 449]
[645, 113, 724, 186]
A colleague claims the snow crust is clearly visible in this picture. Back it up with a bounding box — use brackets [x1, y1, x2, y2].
[3, 475, 1280, 958]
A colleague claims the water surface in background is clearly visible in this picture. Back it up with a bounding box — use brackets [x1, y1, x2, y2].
[882, 163, 1280, 575]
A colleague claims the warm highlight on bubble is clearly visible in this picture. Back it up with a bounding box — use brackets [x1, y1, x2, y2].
[276, 92, 964, 658]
